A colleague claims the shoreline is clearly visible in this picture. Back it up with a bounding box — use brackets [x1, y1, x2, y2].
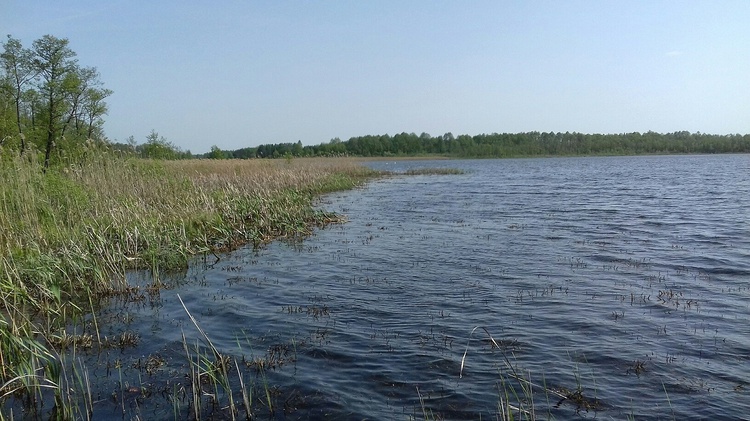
[0, 152, 381, 417]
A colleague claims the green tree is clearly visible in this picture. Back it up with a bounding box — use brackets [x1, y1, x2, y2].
[292, 140, 303, 156]
[81, 85, 112, 139]
[59, 66, 109, 140]
[32, 35, 78, 169]
[141, 130, 181, 159]
[1, 35, 36, 152]
[230, 146, 256, 159]
[1, 34, 112, 162]
[207, 145, 225, 159]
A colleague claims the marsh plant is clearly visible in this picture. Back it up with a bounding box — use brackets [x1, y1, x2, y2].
[455, 327, 602, 421]
[0, 147, 378, 417]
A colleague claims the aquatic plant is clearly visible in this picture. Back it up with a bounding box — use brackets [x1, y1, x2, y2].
[458, 327, 604, 420]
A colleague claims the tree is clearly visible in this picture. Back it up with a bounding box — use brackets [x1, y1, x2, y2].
[140, 130, 182, 159]
[32, 35, 78, 169]
[59, 66, 108, 139]
[1, 35, 36, 152]
[0, 34, 113, 162]
[81, 86, 112, 139]
[207, 145, 225, 159]
[292, 140, 303, 156]
[21, 88, 41, 132]
[230, 146, 256, 159]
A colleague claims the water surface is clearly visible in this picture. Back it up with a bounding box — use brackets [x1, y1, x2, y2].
[74, 155, 750, 419]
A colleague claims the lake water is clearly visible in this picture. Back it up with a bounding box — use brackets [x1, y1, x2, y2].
[51, 155, 750, 419]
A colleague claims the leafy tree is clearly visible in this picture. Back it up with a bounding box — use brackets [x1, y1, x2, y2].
[59, 66, 109, 139]
[32, 35, 78, 169]
[207, 145, 225, 159]
[229, 146, 256, 159]
[1, 35, 36, 152]
[0, 34, 112, 166]
[81, 85, 112, 139]
[140, 130, 182, 159]
[292, 140, 303, 156]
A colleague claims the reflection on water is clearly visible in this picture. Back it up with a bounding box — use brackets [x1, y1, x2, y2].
[66, 155, 750, 419]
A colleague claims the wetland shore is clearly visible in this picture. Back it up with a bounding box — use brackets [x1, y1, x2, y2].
[0, 150, 378, 418]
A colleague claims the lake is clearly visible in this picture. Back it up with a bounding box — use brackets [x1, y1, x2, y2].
[54, 155, 750, 419]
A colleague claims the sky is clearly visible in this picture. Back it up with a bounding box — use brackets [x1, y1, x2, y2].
[2, 1, 749, 154]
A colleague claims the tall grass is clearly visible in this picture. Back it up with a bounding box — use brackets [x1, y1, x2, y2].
[0, 145, 378, 415]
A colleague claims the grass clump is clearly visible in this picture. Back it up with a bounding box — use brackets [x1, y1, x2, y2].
[457, 327, 602, 420]
[0, 147, 379, 416]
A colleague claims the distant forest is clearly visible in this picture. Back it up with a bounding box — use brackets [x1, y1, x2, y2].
[205, 131, 750, 159]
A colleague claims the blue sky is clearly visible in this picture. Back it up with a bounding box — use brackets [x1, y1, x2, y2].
[2, 1, 749, 154]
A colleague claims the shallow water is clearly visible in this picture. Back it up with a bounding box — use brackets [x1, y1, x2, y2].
[48, 155, 750, 419]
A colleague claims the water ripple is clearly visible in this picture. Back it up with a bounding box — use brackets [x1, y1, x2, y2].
[84, 155, 750, 420]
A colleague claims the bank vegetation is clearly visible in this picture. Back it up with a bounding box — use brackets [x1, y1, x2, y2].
[0, 147, 377, 416]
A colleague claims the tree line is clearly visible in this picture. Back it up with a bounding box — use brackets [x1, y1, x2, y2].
[108, 131, 194, 160]
[210, 131, 750, 159]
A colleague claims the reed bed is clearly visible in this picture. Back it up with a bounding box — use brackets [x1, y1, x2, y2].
[0, 148, 378, 416]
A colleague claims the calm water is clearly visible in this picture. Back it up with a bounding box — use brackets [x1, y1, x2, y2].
[64, 155, 750, 419]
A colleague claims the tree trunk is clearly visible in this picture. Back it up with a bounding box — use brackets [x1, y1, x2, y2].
[14, 97, 25, 154]
[43, 97, 55, 171]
